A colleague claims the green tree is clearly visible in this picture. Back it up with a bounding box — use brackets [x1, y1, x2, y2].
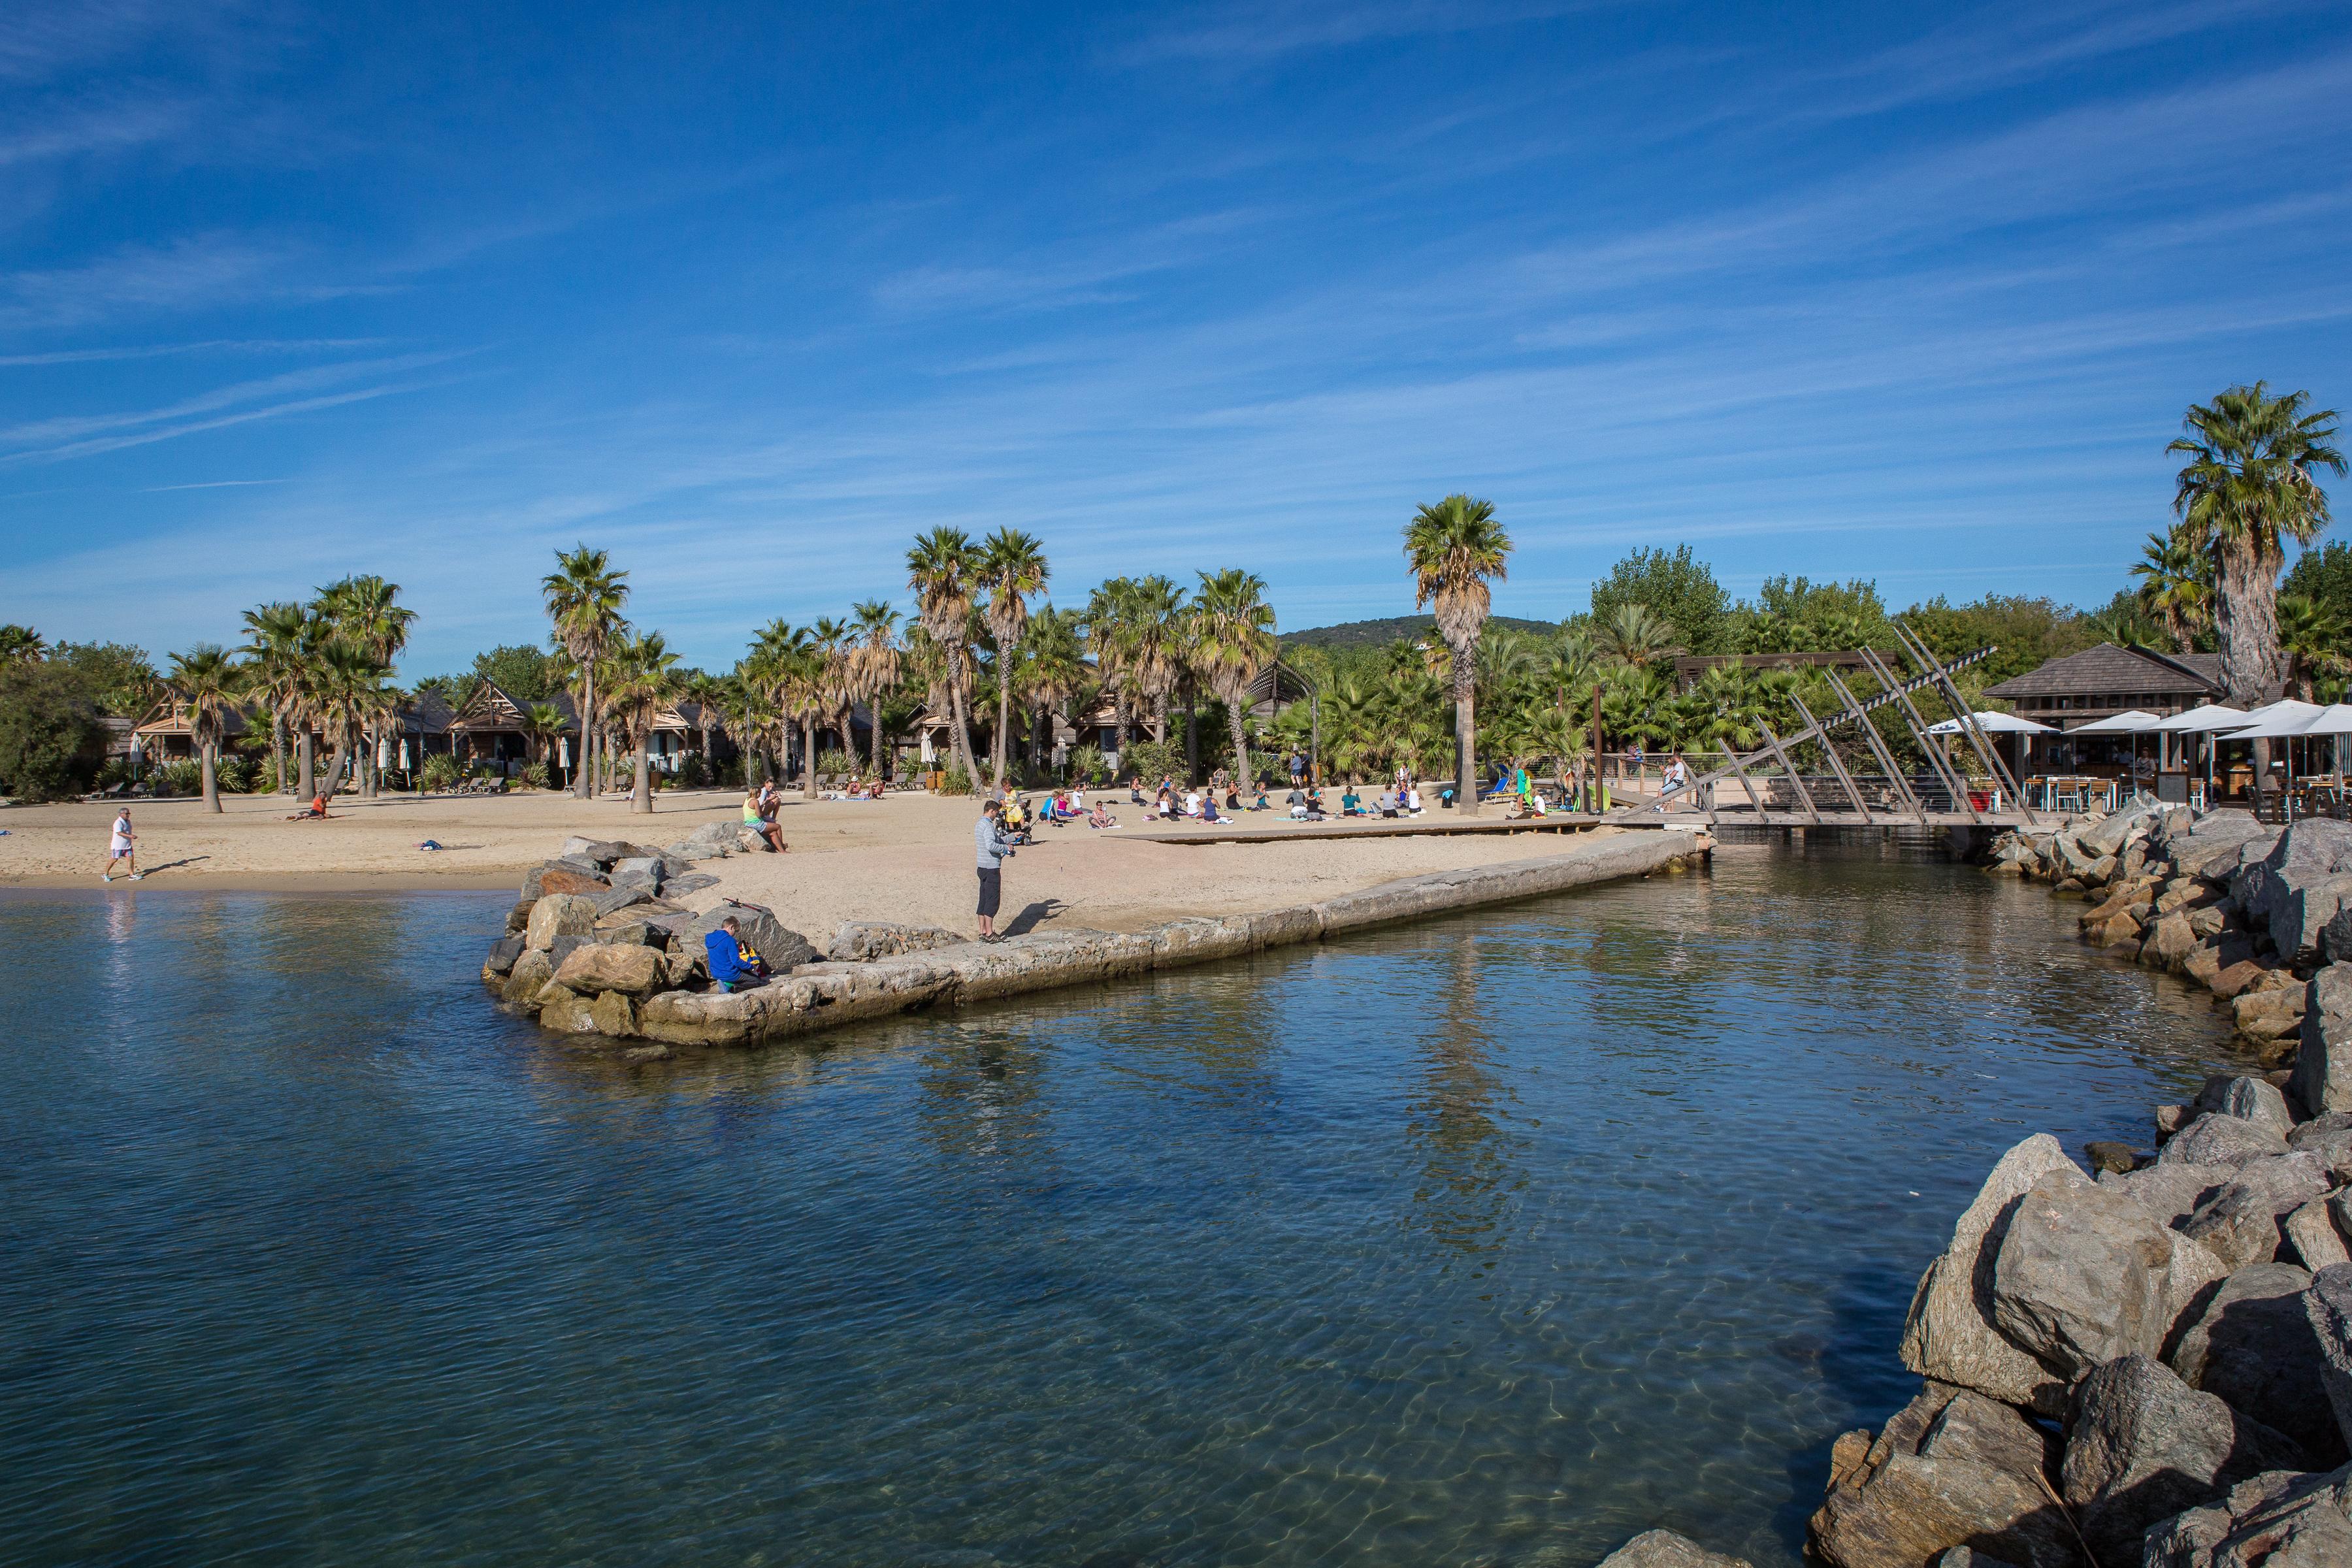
[0, 660, 106, 800]
[2169, 382, 2344, 705]
[977, 527, 1050, 790]
[849, 600, 903, 779]
[542, 546, 630, 800]
[1590, 545, 1727, 655]
[240, 602, 307, 794]
[1404, 493, 1512, 815]
[2283, 541, 2352, 635]
[0, 625, 45, 665]
[2130, 527, 2213, 653]
[471, 644, 559, 701]
[906, 527, 984, 785]
[48, 641, 159, 716]
[604, 629, 681, 813]
[166, 644, 244, 813]
[1192, 568, 1279, 791]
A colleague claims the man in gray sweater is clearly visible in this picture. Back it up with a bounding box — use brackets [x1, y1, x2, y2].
[975, 798, 1013, 943]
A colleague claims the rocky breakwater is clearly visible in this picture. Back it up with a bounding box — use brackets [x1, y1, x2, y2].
[480, 825, 1708, 1056]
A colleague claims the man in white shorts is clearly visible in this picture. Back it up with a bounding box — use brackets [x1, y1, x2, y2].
[104, 807, 143, 881]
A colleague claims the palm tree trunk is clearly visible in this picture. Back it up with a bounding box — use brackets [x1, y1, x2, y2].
[296, 730, 314, 800]
[944, 653, 981, 785]
[1228, 702, 1250, 798]
[272, 716, 288, 794]
[202, 741, 220, 813]
[634, 738, 653, 813]
[994, 663, 1014, 789]
[1185, 692, 1198, 783]
[327, 744, 349, 799]
[575, 673, 595, 798]
[871, 700, 887, 781]
[1455, 647, 1480, 817]
[802, 716, 817, 797]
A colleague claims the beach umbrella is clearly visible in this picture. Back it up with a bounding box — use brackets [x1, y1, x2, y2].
[1923, 710, 2054, 734]
[2068, 711, 2166, 800]
[399, 739, 412, 772]
[2221, 701, 2323, 739]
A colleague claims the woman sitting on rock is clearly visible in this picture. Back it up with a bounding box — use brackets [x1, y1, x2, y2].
[740, 790, 785, 853]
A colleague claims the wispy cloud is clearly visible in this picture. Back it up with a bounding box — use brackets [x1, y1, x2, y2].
[0, 337, 388, 367]
[143, 478, 287, 491]
[1117, 0, 1602, 67]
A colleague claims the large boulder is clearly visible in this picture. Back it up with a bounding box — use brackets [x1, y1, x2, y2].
[1902, 1135, 2082, 1413]
[2235, 819, 2352, 955]
[2221, 1077, 2298, 1140]
[2274, 873, 2352, 968]
[2285, 1199, 2352, 1272]
[2061, 1354, 2308, 1568]
[1590, 1529, 1752, 1568]
[2170, 1262, 2345, 1463]
[521, 859, 607, 900]
[590, 883, 655, 919]
[2144, 911, 2203, 970]
[2180, 1154, 2334, 1271]
[1992, 1166, 2220, 1390]
[483, 934, 525, 977]
[2310, 1264, 2352, 1458]
[679, 904, 816, 974]
[2142, 1462, 2352, 1567]
[2162, 1114, 2292, 1169]
[525, 892, 598, 951]
[2080, 797, 2163, 858]
[2102, 1162, 2237, 1230]
[500, 947, 555, 1007]
[1809, 1382, 2073, 1568]
[2292, 964, 2352, 1118]
[552, 942, 662, 996]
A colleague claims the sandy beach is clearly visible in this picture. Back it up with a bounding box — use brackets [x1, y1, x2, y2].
[1, 786, 1625, 936]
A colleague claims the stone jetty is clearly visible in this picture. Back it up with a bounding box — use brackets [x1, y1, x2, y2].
[1585, 802, 2352, 1568]
[482, 821, 1707, 1055]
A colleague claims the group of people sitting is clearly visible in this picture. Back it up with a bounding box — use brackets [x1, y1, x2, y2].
[1335, 781, 1422, 818]
[996, 789, 1118, 834]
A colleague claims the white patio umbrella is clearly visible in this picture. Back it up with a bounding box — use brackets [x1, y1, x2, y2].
[2067, 711, 2166, 802]
[2151, 705, 2249, 798]
[2223, 700, 2328, 807]
[1923, 710, 2054, 734]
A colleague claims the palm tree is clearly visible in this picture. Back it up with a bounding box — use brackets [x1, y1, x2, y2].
[850, 599, 902, 781]
[522, 702, 570, 777]
[1019, 605, 1088, 773]
[318, 574, 416, 797]
[2169, 383, 2345, 706]
[809, 615, 856, 792]
[740, 618, 808, 784]
[1597, 603, 1677, 669]
[1403, 494, 1512, 815]
[1192, 569, 1279, 792]
[0, 625, 45, 664]
[604, 630, 682, 813]
[2276, 593, 2346, 701]
[678, 672, 728, 782]
[906, 527, 984, 785]
[2131, 527, 2213, 654]
[1125, 576, 1187, 745]
[310, 638, 391, 796]
[238, 601, 307, 792]
[978, 528, 1050, 789]
[167, 645, 242, 812]
[541, 546, 630, 800]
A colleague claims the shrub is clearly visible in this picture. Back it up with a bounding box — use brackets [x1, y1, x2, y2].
[417, 753, 463, 792]
[0, 661, 107, 800]
[1119, 738, 1181, 788]
[717, 755, 745, 789]
[253, 755, 282, 794]
[936, 764, 974, 796]
[817, 747, 855, 777]
[676, 753, 710, 789]
[155, 759, 202, 797]
[520, 760, 552, 791]
[214, 755, 253, 794]
[1066, 743, 1106, 785]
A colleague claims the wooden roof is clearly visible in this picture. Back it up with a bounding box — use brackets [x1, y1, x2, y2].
[1984, 644, 2221, 701]
[448, 679, 580, 734]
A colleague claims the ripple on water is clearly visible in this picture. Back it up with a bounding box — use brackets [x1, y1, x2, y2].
[0, 845, 2235, 1567]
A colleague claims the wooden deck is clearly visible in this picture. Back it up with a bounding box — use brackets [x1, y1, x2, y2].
[1121, 813, 1626, 845]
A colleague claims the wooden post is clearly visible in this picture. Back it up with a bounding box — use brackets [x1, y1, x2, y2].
[1825, 668, 1927, 825]
[1791, 693, 1872, 822]
[1860, 649, 1978, 823]
[1759, 721, 1821, 823]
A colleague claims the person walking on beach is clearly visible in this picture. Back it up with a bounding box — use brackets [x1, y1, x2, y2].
[975, 798, 1013, 943]
[103, 808, 142, 881]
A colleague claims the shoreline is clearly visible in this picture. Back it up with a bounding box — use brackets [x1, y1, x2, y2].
[1, 871, 519, 894]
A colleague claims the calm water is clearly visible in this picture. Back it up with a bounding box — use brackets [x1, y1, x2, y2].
[1, 843, 2235, 1568]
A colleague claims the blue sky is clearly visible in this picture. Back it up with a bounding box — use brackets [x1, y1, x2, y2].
[3, 0, 2347, 676]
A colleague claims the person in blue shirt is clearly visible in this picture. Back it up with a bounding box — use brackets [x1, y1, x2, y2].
[704, 916, 770, 990]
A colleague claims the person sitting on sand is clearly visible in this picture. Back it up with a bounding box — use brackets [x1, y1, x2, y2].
[741, 790, 786, 853]
[1129, 776, 1147, 804]
[1250, 785, 1270, 811]
[1201, 793, 1223, 823]
[1088, 801, 1117, 828]
[286, 791, 332, 820]
[704, 916, 769, 990]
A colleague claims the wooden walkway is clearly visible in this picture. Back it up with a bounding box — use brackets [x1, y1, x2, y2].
[1121, 813, 1626, 845]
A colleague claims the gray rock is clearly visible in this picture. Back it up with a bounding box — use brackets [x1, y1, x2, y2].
[2223, 1077, 2299, 1139]
[591, 883, 653, 919]
[537, 987, 596, 1034]
[2062, 1354, 2309, 1567]
[2286, 1200, 2352, 1272]
[2233, 818, 2352, 938]
[2311, 1264, 2352, 1458]
[544, 932, 587, 974]
[2080, 798, 2163, 858]
[2294, 1112, 2352, 1145]
[2142, 1461, 2352, 1567]
[500, 947, 555, 1007]
[484, 934, 525, 976]
[2274, 872, 2352, 968]
[1902, 1135, 2081, 1413]
[1591, 1529, 1753, 1568]
[525, 892, 598, 950]
[2182, 1155, 2334, 1270]
[2163, 1114, 2293, 1169]
[1808, 1382, 2072, 1568]
[506, 898, 534, 934]
[2170, 1262, 2345, 1463]
[610, 854, 666, 885]
[827, 920, 970, 962]
[2103, 1162, 2236, 1230]
[519, 857, 606, 900]
[592, 917, 659, 949]
[1991, 1167, 2189, 1385]
[662, 872, 719, 896]
[685, 904, 816, 974]
[2293, 964, 2352, 1118]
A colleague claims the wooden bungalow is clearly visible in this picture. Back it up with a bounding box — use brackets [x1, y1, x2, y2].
[1982, 644, 2224, 732]
[446, 681, 578, 777]
[131, 700, 259, 763]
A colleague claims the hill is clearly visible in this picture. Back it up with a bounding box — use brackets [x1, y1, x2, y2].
[1280, 614, 1558, 651]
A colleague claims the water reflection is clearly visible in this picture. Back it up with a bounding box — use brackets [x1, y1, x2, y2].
[0, 851, 2242, 1568]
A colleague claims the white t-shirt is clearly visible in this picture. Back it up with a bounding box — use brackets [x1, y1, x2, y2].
[110, 816, 133, 851]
